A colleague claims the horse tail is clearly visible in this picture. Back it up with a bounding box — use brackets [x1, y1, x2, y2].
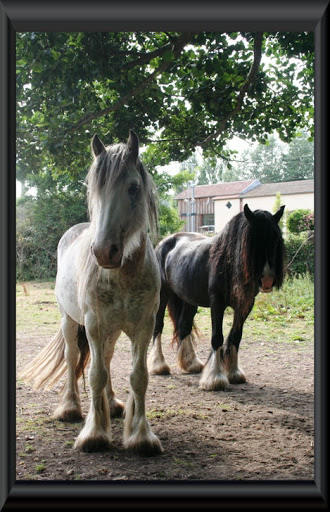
[19, 325, 90, 391]
[167, 294, 199, 349]
[167, 293, 183, 348]
[75, 325, 91, 383]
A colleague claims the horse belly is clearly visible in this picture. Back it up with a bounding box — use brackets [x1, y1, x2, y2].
[173, 280, 210, 308]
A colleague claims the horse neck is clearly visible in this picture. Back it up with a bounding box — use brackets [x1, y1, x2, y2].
[120, 232, 148, 274]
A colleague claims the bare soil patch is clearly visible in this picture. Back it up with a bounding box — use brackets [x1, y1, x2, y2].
[16, 334, 314, 483]
[16, 283, 314, 483]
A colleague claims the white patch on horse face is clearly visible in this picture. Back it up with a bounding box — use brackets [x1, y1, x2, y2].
[260, 262, 274, 293]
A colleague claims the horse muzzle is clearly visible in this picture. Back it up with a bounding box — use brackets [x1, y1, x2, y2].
[91, 242, 123, 269]
[259, 275, 274, 293]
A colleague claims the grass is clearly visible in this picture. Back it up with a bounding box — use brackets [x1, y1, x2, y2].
[16, 281, 60, 336]
[194, 274, 314, 347]
[35, 462, 46, 474]
[251, 274, 314, 325]
[16, 275, 314, 349]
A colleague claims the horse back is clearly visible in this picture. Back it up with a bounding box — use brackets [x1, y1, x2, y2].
[57, 222, 90, 261]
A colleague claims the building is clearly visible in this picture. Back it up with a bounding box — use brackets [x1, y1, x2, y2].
[175, 179, 314, 234]
[214, 179, 314, 233]
[175, 179, 260, 233]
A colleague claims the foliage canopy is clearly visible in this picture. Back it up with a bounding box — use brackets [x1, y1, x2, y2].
[17, 31, 314, 192]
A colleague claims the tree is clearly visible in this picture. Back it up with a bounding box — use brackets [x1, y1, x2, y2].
[234, 134, 286, 182]
[16, 192, 88, 280]
[282, 131, 314, 180]
[230, 131, 314, 183]
[196, 157, 224, 185]
[16, 31, 314, 194]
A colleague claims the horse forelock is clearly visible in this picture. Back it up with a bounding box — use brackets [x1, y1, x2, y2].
[86, 142, 158, 235]
[210, 210, 285, 290]
[87, 143, 129, 205]
[245, 211, 285, 285]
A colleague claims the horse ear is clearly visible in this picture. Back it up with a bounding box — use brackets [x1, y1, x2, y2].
[127, 129, 139, 160]
[273, 205, 285, 224]
[91, 134, 106, 157]
[244, 204, 254, 223]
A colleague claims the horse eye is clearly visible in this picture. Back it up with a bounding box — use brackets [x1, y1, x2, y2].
[128, 183, 139, 196]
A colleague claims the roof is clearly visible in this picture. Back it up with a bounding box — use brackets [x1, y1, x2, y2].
[175, 179, 258, 200]
[242, 179, 314, 198]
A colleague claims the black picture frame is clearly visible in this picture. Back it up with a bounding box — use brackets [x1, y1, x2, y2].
[1, 0, 328, 509]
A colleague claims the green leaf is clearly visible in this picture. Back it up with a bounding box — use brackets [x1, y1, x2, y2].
[162, 50, 174, 62]
[32, 62, 43, 73]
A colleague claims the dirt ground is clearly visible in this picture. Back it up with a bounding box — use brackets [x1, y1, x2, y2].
[16, 311, 314, 483]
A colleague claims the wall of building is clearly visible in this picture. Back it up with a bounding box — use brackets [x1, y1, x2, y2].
[241, 192, 314, 214]
[214, 192, 314, 233]
[214, 198, 241, 232]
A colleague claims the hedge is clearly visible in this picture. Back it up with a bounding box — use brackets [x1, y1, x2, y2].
[284, 232, 314, 277]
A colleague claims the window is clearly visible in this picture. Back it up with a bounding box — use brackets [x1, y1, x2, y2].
[203, 214, 214, 225]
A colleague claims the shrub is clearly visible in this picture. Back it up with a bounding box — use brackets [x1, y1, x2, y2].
[16, 193, 88, 281]
[285, 232, 314, 277]
[287, 209, 314, 234]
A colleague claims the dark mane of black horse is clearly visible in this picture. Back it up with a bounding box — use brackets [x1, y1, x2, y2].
[209, 205, 286, 306]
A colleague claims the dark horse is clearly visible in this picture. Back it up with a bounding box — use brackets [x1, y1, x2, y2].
[147, 204, 286, 390]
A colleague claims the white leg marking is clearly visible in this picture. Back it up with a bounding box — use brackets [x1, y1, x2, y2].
[147, 333, 171, 375]
[177, 335, 204, 374]
[224, 346, 246, 384]
[74, 316, 111, 452]
[199, 348, 229, 391]
[124, 322, 163, 455]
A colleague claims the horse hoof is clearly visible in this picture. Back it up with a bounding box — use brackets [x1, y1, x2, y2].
[227, 369, 246, 384]
[147, 351, 171, 375]
[74, 434, 112, 453]
[199, 373, 229, 391]
[53, 406, 83, 423]
[110, 399, 125, 418]
[149, 364, 171, 376]
[181, 360, 204, 374]
[124, 434, 163, 456]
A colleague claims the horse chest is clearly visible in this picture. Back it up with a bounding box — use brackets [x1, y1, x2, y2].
[96, 275, 157, 325]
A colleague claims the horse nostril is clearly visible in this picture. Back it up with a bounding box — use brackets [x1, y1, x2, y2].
[109, 244, 119, 259]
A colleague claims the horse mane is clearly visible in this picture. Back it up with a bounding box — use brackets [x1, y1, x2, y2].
[210, 212, 247, 283]
[210, 210, 285, 290]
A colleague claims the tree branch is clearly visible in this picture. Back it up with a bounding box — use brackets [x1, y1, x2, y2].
[65, 32, 197, 135]
[199, 32, 264, 148]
